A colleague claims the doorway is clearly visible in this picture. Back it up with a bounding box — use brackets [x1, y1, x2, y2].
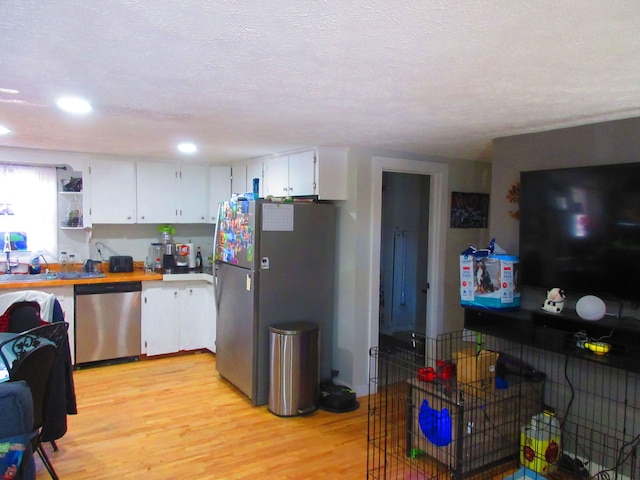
[368, 157, 448, 358]
[379, 172, 430, 354]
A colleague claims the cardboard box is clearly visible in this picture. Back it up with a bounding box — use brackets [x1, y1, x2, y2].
[460, 253, 520, 310]
[454, 348, 498, 396]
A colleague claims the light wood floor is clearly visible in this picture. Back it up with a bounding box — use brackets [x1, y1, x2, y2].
[37, 352, 369, 479]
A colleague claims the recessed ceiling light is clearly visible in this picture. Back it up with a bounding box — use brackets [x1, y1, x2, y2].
[56, 96, 92, 115]
[177, 142, 198, 154]
[0, 125, 12, 135]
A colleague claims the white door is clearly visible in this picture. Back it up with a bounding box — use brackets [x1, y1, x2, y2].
[264, 155, 289, 197]
[179, 164, 208, 223]
[142, 285, 180, 356]
[209, 166, 231, 222]
[288, 150, 315, 197]
[179, 283, 214, 351]
[88, 159, 136, 223]
[136, 161, 177, 223]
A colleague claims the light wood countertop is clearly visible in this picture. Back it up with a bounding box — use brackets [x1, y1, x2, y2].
[0, 268, 164, 290]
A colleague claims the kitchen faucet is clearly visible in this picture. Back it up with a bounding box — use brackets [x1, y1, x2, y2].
[4, 251, 11, 274]
[3, 232, 12, 274]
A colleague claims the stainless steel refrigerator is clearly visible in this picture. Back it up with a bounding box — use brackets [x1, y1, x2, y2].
[214, 198, 336, 406]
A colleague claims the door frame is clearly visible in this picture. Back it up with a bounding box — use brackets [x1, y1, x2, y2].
[368, 157, 449, 351]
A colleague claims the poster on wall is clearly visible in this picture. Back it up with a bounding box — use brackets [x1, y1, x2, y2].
[450, 192, 489, 228]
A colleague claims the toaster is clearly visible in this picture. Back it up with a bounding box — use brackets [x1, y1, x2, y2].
[109, 255, 134, 273]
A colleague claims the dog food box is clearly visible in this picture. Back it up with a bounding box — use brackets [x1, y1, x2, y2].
[460, 249, 520, 310]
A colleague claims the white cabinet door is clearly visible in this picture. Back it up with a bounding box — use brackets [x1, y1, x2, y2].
[231, 161, 247, 195]
[142, 285, 180, 356]
[179, 283, 214, 351]
[264, 155, 289, 197]
[315, 147, 348, 200]
[136, 161, 178, 223]
[209, 166, 231, 222]
[178, 164, 208, 223]
[87, 159, 136, 223]
[288, 150, 316, 197]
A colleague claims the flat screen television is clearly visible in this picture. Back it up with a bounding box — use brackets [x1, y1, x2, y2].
[519, 162, 640, 303]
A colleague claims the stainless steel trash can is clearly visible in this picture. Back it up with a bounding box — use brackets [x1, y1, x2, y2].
[268, 321, 320, 417]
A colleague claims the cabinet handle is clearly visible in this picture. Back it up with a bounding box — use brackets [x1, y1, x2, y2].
[141, 215, 145, 220]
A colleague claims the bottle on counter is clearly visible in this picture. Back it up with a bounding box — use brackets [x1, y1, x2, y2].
[59, 251, 70, 276]
[195, 246, 203, 272]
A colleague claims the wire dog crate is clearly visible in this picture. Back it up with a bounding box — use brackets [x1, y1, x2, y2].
[368, 329, 640, 480]
[368, 331, 545, 479]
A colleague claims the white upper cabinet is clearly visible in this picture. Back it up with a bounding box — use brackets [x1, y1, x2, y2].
[287, 150, 316, 197]
[264, 155, 290, 197]
[178, 164, 208, 223]
[136, 161, 177, 223]
[86, 158, 136, 224]
[314, 147, 348, 200]
[136, 162, 208, 224]
[209, 166, 231, 222]
[231, 161, 247, 196]
[261, 147, 347, 200]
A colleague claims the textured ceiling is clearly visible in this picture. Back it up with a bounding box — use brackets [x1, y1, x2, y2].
[1, 1, 639, 164]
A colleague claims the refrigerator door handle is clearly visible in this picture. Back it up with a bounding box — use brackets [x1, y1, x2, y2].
[213, 201, 223, 309]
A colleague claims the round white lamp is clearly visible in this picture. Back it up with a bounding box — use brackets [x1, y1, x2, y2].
[575, 295, 606, 321]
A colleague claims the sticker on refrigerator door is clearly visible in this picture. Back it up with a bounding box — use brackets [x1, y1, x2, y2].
[246, 274, 252, 291]
[261, 257, 270, 269]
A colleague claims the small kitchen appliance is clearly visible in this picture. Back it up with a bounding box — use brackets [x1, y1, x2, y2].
[108, 255, 133, 273]
[149, 242, 176, 273]
[173, 243, 190, 273]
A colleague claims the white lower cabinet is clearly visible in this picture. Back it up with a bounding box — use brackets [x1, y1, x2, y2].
[142, 281, 215, 356]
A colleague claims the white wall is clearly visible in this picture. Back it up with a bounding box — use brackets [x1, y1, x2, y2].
[333, 149, 491, 397]
[1, 144, 493, 399]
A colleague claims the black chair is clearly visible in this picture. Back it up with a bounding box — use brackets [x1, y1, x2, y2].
[1, 327, 61, 479]
[7, 310, 74, 451]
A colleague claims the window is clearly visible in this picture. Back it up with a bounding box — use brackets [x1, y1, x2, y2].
[0, 164, 58, 263]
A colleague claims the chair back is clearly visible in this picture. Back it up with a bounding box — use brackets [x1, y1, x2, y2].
[23, 322, 69, 354]
[0, 323, 68, 372]
[7, 301, 42, 333]
[9, 342, 57, 429]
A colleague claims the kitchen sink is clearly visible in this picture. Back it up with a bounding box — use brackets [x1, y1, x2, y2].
[0, 273, 56, 282]
[0, 272, 106, 282]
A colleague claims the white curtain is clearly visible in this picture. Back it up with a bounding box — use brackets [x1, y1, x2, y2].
[0, 164, 58, 259]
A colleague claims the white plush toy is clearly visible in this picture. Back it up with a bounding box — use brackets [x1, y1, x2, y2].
[542, 287, 566, 313]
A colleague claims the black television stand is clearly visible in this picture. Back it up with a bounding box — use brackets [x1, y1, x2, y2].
[463, 306, 640, 373]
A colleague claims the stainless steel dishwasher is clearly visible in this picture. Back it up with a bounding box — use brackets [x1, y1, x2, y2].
[75, 282, 142, 365]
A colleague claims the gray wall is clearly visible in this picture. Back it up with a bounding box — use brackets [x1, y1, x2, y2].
[490, 116, 640, 255]
[488, 117, 640, 474]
